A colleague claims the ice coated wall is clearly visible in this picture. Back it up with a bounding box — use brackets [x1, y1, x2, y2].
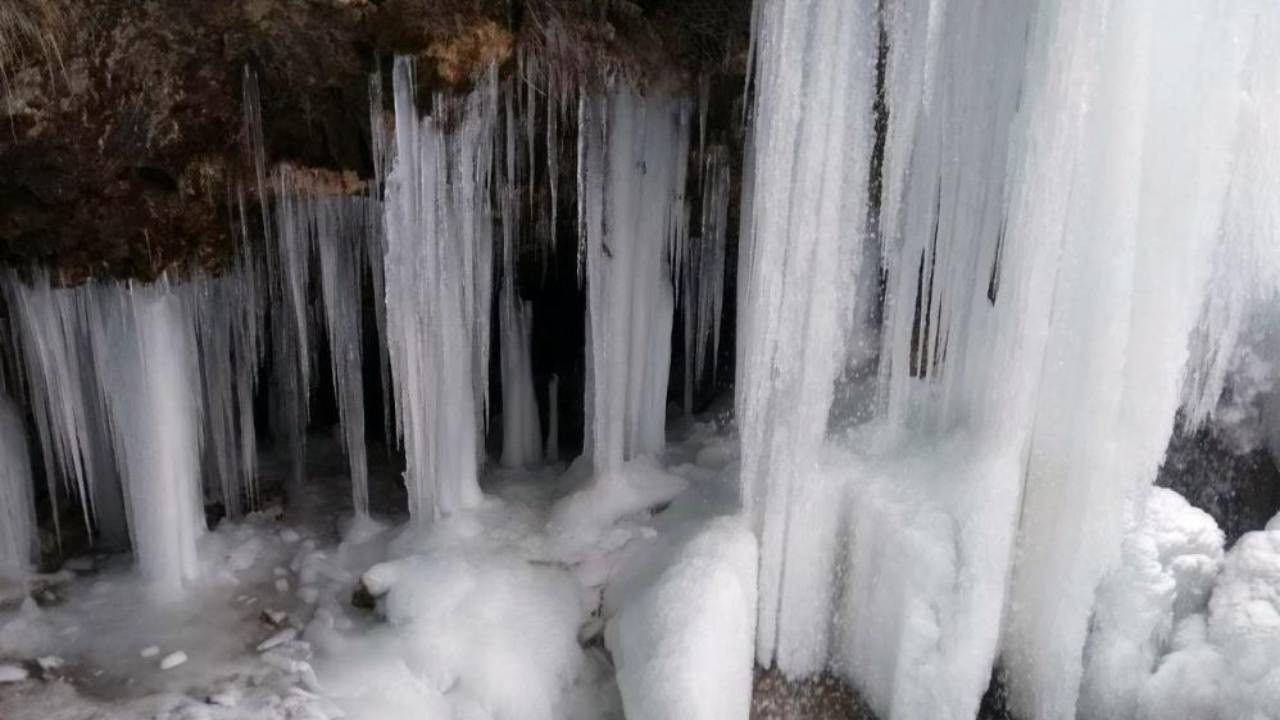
[382, 58, 495, 518]
[736, 0, 876, 672]
[578, 87, 690, 473]
[0, 394, 36, 577]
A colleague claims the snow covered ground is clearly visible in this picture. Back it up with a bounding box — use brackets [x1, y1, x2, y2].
[0, 418, 757, 720]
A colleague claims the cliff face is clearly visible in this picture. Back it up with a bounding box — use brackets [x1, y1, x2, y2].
[0, 0, 748, 281]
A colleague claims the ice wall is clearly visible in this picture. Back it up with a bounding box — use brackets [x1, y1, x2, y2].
[741, 1, 1280, 718]
[0, 394, 35, 577]
[578, 87, 690, 473]
[382, 58, 496, 518]
[1000, 4, 1271, 717]
[735, 0, 876, 672]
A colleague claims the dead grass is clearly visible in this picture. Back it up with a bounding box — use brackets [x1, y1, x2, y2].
[0, 0, 65, 90]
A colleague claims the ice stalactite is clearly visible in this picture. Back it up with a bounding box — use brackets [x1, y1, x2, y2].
[2, 271, 102, 544]
[497, 72, 543, 469]
[0, 394, 36, 578]
[191, 259, 263, 518]
[681, 144, 730, 415]
[578, 86, 691, 473]
[89, 282, 206, 602]
[735, 0, 876, 674]
[383, 57, 496, 518]
[270, 170, 317, 487]
[499, 288, 542, 468]
[310, 191, 375, 516]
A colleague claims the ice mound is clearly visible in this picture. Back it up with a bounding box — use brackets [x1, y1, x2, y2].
[312, 549, 586, 720]
[1082, 488, 1280, 719]
[604, 516, 757, 720]
[1079, 488, 1225, 719]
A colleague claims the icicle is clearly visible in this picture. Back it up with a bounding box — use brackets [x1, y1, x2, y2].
[367, 70, 396, 448]
[1, 270, 100, 544]
[313, 196, 372, 516]
[579, 86, 691, 473]
[0, 393, 36, 578]
[682, 145, 731, 415]
[383, 56, 495, 518]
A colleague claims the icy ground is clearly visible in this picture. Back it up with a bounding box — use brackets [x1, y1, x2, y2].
[0, 418, 756, 720]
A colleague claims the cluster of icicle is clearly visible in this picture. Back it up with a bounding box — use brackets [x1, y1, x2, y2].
[0, 57, 733, 599]
[739, 1, 1280, 720]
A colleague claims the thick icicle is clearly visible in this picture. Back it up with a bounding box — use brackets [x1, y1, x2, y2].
[736, 0, 876, 673]
[383, 57, 495, 518]
[579, 86, 691, 473]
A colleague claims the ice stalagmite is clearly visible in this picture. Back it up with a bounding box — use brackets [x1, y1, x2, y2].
[736, 0, 876, 673]
[578, 87, 690, 472]
[0, 394, 35, 578]
[89, 283, 206, 601]
[383, 58, 496, 518]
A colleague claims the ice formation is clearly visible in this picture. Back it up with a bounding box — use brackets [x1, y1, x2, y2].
[0, 394, 35, 577]
[680, 144, 730, 415]
[578, 86, 690, 472]
[605, 517, 757, 720]
[739, 0, 1280, 718]
[499, 288, 543, 468]
[736, 0, 876, 673]
[382, 58, 496, 518]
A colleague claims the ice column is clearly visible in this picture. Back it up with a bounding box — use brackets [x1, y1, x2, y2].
[90, 284, 206, 601]
[578, 86, 691, 472]
[383, 58, 496, 518]
[736, 0, 876, 671]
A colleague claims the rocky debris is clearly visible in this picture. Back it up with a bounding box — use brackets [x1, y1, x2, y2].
[750, 667, 873, 720]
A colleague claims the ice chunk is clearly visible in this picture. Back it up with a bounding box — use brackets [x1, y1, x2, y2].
[159, 651, 188, 670]
[605, 517, 757, 720]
